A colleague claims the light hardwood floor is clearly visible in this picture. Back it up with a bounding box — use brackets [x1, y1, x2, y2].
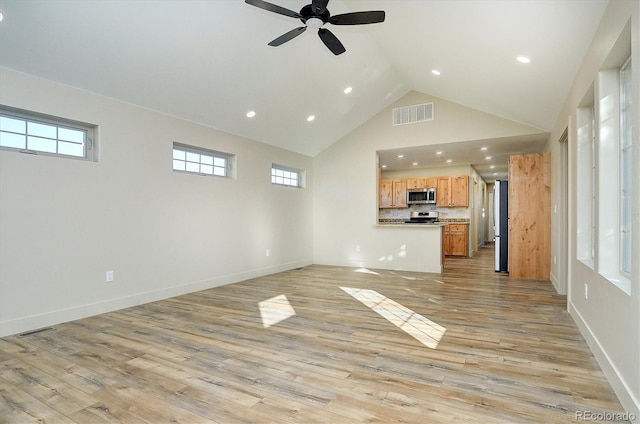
[0, 246, 627, 423]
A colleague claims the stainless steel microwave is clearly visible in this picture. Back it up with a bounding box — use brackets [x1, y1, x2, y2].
[407, 187, 437, 204]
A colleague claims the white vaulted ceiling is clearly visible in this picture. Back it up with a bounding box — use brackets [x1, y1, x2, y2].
[0, 0, 608, 162]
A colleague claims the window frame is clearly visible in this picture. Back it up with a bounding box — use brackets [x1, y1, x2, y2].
[172, 142, 233, 178]
[0, 105, 97, 161]
[619, 55, 632, 277]
[271, 164, 303, 188]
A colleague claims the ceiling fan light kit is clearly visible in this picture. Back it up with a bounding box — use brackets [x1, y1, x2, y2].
[245, 0, 385, 55]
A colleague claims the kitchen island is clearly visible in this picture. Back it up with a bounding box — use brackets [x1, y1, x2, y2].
[374, 221, 448, 273]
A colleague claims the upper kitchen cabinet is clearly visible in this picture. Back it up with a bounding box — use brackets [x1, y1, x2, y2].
[379, 179, 408, 208]
[406, 177, 438, 189]
[436, 175, 469, 207]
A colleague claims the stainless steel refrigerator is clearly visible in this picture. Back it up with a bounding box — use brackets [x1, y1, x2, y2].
[494, 180, 509, 273]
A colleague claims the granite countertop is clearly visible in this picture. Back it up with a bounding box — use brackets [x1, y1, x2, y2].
[378, 218, 470, 226]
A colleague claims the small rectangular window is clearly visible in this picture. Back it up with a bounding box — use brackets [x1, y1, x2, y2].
[0, 106, 96, 161]
[272, 165, 302, 188]
[172, 142, 231, 178]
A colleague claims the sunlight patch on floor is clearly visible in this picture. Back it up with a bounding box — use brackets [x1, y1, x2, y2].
[340, 287, 446, 349]
[258, 294, 296, 328]
[354, 268, 380, 275]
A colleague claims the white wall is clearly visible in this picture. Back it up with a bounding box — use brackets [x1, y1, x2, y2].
[313, 90, 546, 271]
[0, 68, 314, 337]
[547, 1, 640, 419]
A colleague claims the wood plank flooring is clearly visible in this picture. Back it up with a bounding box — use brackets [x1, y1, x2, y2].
[0, 245, 627, 423]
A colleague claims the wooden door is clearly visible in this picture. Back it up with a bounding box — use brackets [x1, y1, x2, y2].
[508, 153, 551, 279]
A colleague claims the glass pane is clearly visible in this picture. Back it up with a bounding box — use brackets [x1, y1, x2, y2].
[0, 116, 26, 133]
[27, 136, 56, 153]
[0, 132, 26, 149]
[186, 152, 199, 163]
[173, 149, 185, 160]
[275, 168, 284, 177]
[186, 161, 199, 173]
[58, 141, 85, 157]
[201, 155, 213, 165]
[213, 157, 226, 167]
[201, 164, 213, 174]
[173, 159, 186, 171]
[58, 127, 85, 143]
[27, 122, 57, 139]
[213, 166, 226, 177]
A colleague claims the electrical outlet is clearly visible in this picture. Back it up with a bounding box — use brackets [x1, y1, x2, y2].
[106, 270, 114, 283]
[266, 249, 270, 257]
[584, 283, 588, 299]
[554, 255, 557, 265]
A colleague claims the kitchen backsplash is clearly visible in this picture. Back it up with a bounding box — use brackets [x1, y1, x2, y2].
[378, 205, 471, 221]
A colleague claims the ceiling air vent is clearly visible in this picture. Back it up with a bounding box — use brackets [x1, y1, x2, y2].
[392, 102, 434, 126]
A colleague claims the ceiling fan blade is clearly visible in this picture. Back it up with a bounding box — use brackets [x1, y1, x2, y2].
[268, 27, 307, 46]
[318, 28, 346, 55]
[244, 0, 301, 19]
[312, 0, 330, 15]
[329, 11, 385, 25]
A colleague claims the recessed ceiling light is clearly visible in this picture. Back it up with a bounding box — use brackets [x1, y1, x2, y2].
[490, 165, 496, 169]
[397, 154, 404, 159]
[412, 162, 418, 166]
[485, 156, 492, 160]
[307, 115, 315, 122]
[381, 164, 387, 168]
[431, 70, 441, 76]
[517, 56, 531, 64]
[446, 159, 452, 163]
[344, 86, 352, 94]
[481, 147, 488, 151]
[246, 111, 256, 118]
[493, 172, 498, 176]
[0, 11, 4, 22]
[436, 151, 443, 155]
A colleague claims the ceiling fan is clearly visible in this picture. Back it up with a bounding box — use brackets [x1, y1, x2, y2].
[245, 0, 385, 55]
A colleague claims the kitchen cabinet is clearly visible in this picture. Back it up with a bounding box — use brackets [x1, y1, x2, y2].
[406, 177, 438, 189]
[436, 175, 469, 207]
[443, 223, 468, 257]
[379, 179, 407, 208]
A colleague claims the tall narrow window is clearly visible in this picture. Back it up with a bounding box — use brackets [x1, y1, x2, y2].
[576, 89, 595, 268]
[619, 56, 632, 276]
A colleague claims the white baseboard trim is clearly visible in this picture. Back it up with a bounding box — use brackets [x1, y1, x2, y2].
[0, 259, 312, 338]
[568, 300, 640, 423]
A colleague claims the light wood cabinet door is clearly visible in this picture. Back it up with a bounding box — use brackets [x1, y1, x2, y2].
[436, 175, 469, 207]
[393, 179, 407, 208]
[379, 180, 394, 208]
[451, 175, 469, 207]
[436, 177, 451, 206]
[443, 224, 468, 256]
[425, 177, 438, 188]
[406, 178, 427, 189]
[379, 179, 407, 208]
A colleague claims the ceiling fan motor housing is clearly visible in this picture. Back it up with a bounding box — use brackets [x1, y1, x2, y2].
[300, 4, 330, 25]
